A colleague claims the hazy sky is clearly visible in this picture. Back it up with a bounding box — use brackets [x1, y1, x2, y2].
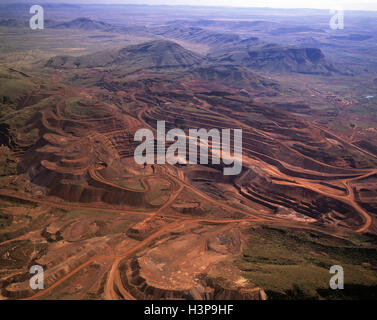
[30, 0, 377, 11]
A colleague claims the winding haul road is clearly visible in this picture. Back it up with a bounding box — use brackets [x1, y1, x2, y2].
[9, 77, 377, 300]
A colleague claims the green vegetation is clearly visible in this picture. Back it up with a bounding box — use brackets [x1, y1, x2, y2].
[1, 93, 60, 148]
[0, 210, 13, 228]
[146, 181, 171, 206]
[238, 226, 377, 300]
[0, 66, 37, 104]
[61, 209, 119, 221]
[108, 221, 131, 234]
[114, 177, 145, 191]
[66, 97, 111, 118]
[0, 240, 46, 270]
[0, 147, 16, 176]
[0, 207, 50, 242]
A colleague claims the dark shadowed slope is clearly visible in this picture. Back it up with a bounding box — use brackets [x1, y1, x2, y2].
[183, 64, 281, 91]
[209, 44, 350, 75]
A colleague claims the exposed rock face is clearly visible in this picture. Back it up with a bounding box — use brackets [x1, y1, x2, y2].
[126, 217, 168, 241]
[171, 202, 205, 215]
[118, 258, 266, 300]
[22, 153, 146, 207]
[234, 167, 363, 228]
[16, 104, 148, 207]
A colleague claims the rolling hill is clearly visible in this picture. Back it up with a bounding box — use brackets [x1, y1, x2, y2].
[184, 64, 281, 91]
[0, 19, 25, 28]
[45, 40, 206, 71]
[209, 44, 348, 75]
[152, 25, 243, 47]
[50, 17, 113, 31]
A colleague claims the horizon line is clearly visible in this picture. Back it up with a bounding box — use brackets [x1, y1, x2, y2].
[4, 2, 377, 12]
